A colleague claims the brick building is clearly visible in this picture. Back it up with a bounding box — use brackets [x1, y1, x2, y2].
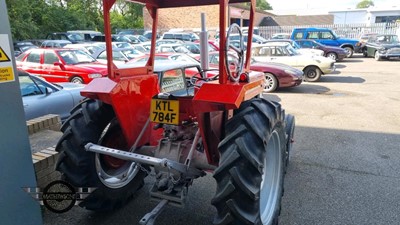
[143, 4, 274, 33]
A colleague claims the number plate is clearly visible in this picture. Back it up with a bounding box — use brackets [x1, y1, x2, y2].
[150, 99, 179, 125]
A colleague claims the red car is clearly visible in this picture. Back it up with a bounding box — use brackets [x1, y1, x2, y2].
[196, 52, 304, 92]
[16, 48, 108, 84]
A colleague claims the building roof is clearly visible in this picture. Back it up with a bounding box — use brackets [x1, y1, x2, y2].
[263, 14, 334, 26]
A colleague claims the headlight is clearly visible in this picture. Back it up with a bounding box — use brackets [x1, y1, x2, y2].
[378, 47, 387, 53]
[88, 73, 102, 78]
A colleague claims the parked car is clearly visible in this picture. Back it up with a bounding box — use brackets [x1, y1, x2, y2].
[41, 40, 72, 48]
[16, 48, 108, 84]
[295, 39, 347, 61]
[18, 70, 85, 121]
[13, 41, 38, 57]
[45, 32, 84, 44]
[251, 42, 335, 82]
[92, 48, 145, 65]
[194, 51, 303, 92]
[364, 35, 400, 61]
[291, 27, 361, 58]
[161, 32, 200, 42]
[265, 39, 325, 57]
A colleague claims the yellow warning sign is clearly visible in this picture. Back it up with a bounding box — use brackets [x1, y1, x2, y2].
[0, 47, 10, 62]
[0, 67, 14, 82]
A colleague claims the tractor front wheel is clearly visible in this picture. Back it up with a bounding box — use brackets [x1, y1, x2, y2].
[56, 99, 147, 211]
[212, 98, 287, 225]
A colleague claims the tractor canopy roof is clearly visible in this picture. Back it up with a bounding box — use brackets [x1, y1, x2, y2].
[127, 0, 249, 8]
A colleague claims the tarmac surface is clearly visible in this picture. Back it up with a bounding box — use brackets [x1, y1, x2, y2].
[42, 54, 400, 225]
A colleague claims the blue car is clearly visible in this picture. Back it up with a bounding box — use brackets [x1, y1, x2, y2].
[19, 70, 85, 121]
[291, 27, 361, 58]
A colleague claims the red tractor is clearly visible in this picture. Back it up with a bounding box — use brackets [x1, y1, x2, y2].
[55, 0, 295, 224]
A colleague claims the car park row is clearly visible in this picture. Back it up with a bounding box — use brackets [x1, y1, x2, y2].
[14, 28, 399, 121]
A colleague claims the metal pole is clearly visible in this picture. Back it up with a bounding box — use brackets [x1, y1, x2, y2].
[0, 0, 42, 223]
[200, 13, 209, 71]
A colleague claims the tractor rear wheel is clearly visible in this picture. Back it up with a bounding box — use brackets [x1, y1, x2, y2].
[212, 98, 287, 225]
[56, 99, 147, 211]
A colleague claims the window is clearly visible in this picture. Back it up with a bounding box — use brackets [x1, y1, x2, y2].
[182, 34, 191, 41]
[258, 47, 272, 56]
[44, 51, 59, 64]
[299, 41, 312, 48]
[307, 32, 319, 39]
[294, 32, 303, 39]
[163, 33, 174, 39]
[320, 31, 333, 39]
[19, 76, 44, 96]
[26, 50, 41, 63]
[58, 50, 95, 64]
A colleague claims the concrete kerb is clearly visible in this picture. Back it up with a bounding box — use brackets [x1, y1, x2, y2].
[27, 114, 62, 187]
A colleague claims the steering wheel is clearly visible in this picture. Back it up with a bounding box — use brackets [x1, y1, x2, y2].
[225, 23, 245, 82]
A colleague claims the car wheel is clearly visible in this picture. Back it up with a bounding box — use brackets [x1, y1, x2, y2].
[70, 76, 84, 84]
[363, 48, 368, 57]
[374, 51, 382, 61]
[264, 73, 278, 92]
[303, 66, 322, 82]
[326, 52, 338, 61]
[343, 47, 353, 58]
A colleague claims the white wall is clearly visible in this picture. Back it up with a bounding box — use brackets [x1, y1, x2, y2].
[331, 11, 367, 24]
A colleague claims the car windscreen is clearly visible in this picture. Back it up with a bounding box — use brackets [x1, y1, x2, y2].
[138, 36, 149, 42]
[285, 45, 299, 56]
[120, 49, 143, 59]
[68, 34, 85, 42]
[58, 49, 96, 64]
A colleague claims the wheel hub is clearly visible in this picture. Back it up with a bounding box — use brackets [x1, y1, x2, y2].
[260, 130, 283, 224]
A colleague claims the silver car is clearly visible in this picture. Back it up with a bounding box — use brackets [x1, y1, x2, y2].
[19, 70, 85, 121]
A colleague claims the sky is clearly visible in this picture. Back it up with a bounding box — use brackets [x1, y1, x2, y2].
[267, 0, 400, 14]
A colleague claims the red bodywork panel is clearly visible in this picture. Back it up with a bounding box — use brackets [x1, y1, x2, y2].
[81, 0, 260, 166]
[81, 75, 160, 147]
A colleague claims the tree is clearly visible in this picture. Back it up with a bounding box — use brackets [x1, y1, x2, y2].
[243, 0, 272, 10]
[255, 0, 273, 10]
[356, 0, 374, 9]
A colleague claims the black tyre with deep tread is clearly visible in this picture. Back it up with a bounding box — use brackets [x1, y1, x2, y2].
[212, 98, 287, 225]
[55, 99, 147, 211]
